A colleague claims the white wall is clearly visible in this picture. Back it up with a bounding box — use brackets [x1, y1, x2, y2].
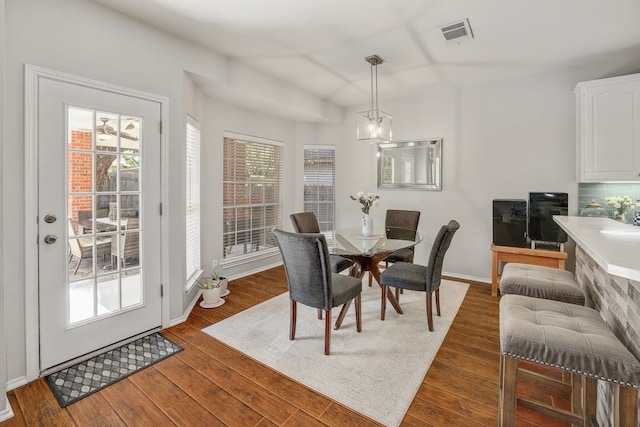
[336, 54, 640, 282]
[0, 0, 12, 420]
[200, 97, 298, 280]
[2, 0, 333, 384]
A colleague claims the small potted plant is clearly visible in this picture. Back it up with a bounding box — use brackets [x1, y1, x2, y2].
[197, 274, 224, 308]
[211, 263, 229, 297]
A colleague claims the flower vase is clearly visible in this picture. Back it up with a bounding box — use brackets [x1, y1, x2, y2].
[362, 213, 373, 237]
[615, 210, 625, 223]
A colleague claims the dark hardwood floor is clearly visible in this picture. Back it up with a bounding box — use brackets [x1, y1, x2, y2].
[1, 267, 571, 426]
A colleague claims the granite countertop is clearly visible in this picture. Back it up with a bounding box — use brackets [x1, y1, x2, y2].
[554, 216, 640, 282]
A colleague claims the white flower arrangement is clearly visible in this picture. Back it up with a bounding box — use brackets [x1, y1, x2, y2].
[350, 191, 380, 215]
[605, 196, 635, 217]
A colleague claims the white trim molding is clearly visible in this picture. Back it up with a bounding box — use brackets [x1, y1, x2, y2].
[0, 397, 14, 422]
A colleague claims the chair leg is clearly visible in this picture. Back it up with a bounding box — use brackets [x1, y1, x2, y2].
[584, 376, 597, 422]
[435, 288, 441, 317]
[355, 294, 362, 332]
[380, 285, 387, 321]
[426, 291, 434, 331]
[570, 373, 583, 418]
[317, 309, 322, 320]
[289, 300, 297, 341]
[368, 272, 372, 287]
[500, 356, 518, 426]
[74, 257, 83, 274]
[499, 353, 504, 409]
[395, 287, 400, 303]
[324, 310, 331, 355]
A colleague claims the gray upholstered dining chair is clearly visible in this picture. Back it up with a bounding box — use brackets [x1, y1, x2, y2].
[380, 220, 459, 332]
[369, 209, 421, 287]
[272, 228, 362, 355]
[289, 212, 355, 274]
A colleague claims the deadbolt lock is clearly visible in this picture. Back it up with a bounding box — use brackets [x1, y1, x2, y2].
[44, 214, 57, 224]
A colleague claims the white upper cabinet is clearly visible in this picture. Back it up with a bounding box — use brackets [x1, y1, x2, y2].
[575, 73, 640, 182]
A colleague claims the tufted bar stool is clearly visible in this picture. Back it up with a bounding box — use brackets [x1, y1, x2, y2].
[499, 295, 640, 426]
[499, 263, 585, 305]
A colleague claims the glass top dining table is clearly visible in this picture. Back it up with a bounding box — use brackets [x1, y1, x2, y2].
[327, 226, 422, 326]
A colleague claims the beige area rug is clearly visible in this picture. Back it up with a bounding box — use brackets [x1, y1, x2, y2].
[202, 279, 469, 427]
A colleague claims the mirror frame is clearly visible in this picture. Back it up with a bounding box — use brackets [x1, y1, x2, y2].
[377, 138, 443, 191]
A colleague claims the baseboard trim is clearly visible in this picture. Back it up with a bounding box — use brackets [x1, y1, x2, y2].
[0, 397, 14, 422]
[169, 261, 284, 328]
[6, 376, 27, 392]
[443, 272, 490, 286]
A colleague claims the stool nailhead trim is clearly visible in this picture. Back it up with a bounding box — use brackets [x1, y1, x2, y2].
[502, 351, 640, 390]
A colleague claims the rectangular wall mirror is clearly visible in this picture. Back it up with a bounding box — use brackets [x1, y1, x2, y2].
[377, 138, 442, 190]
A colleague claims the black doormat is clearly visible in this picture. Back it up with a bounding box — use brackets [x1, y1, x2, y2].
[45, 332, 183, 408]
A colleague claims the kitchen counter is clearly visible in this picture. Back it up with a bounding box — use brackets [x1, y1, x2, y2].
[553, 216, 640, 282]
[554, 216, 640, 425]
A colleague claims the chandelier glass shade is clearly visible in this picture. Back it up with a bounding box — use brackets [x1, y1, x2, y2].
[356, 54, 392, 144]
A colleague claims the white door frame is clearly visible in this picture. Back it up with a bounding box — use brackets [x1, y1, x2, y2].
[24, 65, 170, 381]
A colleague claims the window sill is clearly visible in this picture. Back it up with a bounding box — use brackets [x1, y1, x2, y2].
[185, 269, 203, 293]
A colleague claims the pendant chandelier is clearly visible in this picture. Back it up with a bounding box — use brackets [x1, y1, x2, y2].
[356, 54, 392, 144]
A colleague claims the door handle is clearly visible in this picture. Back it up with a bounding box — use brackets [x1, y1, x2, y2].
[44, 235, 57, 245]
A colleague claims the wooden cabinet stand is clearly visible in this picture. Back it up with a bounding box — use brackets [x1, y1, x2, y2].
[491, 244, 567, 296]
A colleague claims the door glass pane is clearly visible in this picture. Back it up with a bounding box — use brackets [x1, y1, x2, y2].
[97, 273, 120, 315]
[121, 117, 141, 154]
[96, 153, 117, 192]
[69, 279, 95, 324]
[68, 151, 93, 194]
[67, 107, 143, 326]
[123, 268, 142, 307]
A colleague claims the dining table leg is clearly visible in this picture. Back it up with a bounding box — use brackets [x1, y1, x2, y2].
[369, 255, 403, 320]
[334, 252, 404, 330]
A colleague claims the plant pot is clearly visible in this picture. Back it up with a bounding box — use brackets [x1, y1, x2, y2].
[218, 277, 230, 297]
[201, 287, 223, 308]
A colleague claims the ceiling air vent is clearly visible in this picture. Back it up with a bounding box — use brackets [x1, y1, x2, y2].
[439, 18, 474, 42]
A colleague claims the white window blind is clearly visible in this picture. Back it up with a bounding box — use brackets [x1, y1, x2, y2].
[223, 133, 283, 260]
[303, 146, 336, 237]
[185, 116, 201, 283]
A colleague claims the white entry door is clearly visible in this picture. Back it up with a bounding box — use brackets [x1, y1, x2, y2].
[37, 76, 163, 371]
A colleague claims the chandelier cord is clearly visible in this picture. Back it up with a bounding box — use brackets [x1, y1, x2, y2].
[370, 62, 375, 113]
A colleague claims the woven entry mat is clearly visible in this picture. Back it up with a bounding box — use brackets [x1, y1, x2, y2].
[45, 332, 183, 408]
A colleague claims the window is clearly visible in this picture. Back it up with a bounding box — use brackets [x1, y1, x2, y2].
[185, 116, 201, 285]
[223, 132, 283, 261]
[303, 146, 336, 237]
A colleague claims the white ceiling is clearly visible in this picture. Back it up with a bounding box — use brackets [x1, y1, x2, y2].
[91, 0, 640, 108]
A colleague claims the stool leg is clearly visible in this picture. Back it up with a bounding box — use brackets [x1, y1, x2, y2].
[584, 377, 596, 424]
[500, 355, 518, 426]
[614, 385, 638, 427]
[571, 373, 583, 419]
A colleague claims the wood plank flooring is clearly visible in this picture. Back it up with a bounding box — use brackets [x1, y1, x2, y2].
[1, 267, 571, 426]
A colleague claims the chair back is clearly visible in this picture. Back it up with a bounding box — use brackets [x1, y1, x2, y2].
[272, 228, 332, 311]
[425, 220, 460, 292]
[289, 212, 321, 233]
[68, 219, 83, 258]
[385, 210, 420, 240]
[113, 218, 140, 266]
